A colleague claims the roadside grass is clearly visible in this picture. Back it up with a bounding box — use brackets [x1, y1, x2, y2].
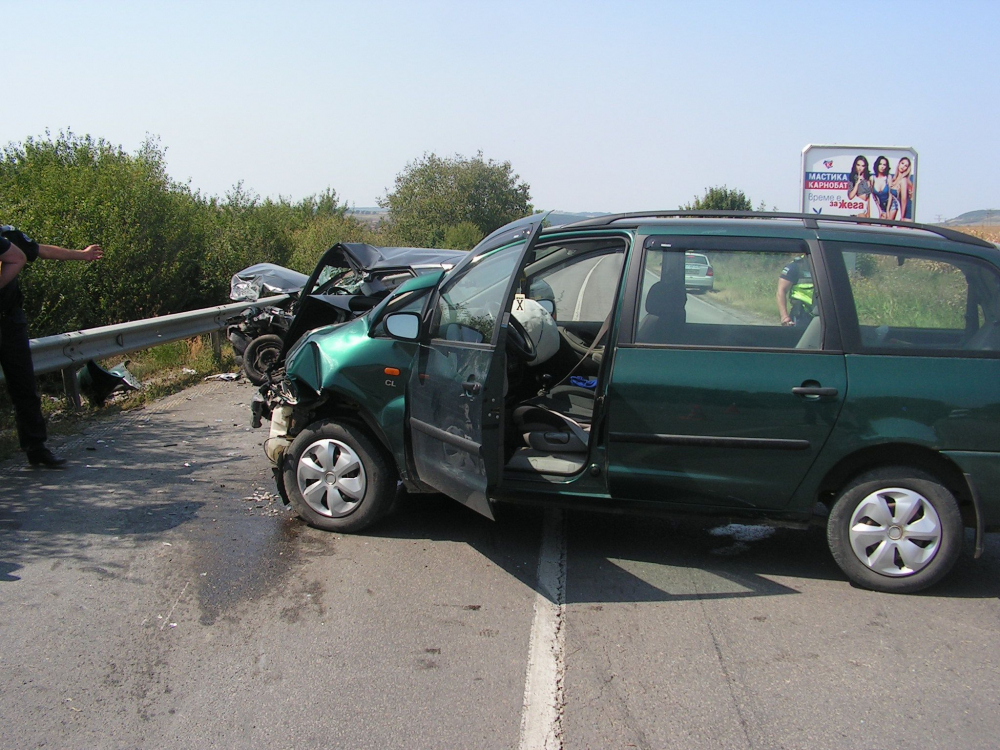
[703, 252, 784, 321]
[0, 335, 237, 462]
[703, 246, 975, 329]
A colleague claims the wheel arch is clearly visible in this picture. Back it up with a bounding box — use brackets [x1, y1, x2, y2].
[815, 443, 976, 526]
[309, 395, 393, 460]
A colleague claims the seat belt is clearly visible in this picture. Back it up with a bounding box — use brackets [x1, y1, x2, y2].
[553, 309, 613, 389]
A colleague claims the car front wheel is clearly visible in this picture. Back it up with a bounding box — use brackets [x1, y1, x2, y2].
[243, 334, 284, 385]
[283, 420, 396, 532]
[827, 467, 963, 593]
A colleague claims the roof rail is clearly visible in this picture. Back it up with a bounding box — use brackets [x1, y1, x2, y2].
[558, 210, 996, 249]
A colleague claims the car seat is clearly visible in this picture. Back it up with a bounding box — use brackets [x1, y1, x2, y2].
[636, 279, 687, 344]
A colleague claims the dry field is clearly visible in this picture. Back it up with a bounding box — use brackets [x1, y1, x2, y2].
[956, 224, 1000, 245]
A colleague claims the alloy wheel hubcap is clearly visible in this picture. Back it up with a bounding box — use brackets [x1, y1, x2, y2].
[848, 487, 942, 577]
[296, 438, 366, 518]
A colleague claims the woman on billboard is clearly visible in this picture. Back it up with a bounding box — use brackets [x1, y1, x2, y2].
[871, 155, 897, 219]
[891, 157, 915, 221]
[847, 155, 873, 217]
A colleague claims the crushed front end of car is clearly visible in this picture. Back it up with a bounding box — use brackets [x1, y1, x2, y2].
[251, 326, 338, 504]
[251, 269, 447, 511]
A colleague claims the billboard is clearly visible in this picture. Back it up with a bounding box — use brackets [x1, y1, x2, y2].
[801, 145, 918, 221]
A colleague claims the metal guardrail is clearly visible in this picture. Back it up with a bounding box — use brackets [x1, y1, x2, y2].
[0, 295, 289, 385]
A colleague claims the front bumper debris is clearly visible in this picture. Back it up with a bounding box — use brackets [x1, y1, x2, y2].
[264, 405, 293, 464]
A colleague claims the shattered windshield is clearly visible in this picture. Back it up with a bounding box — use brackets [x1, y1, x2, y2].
[315, 265, 363, 294]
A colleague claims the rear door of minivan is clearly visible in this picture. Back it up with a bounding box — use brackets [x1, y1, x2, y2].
[604, 229, 847, 511]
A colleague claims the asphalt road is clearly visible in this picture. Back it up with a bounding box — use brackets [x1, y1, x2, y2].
[2, 381, 999, 749]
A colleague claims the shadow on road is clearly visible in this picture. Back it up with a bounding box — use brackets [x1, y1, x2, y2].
[359, 493, 1000, 603]
[0, 419, 249, 583]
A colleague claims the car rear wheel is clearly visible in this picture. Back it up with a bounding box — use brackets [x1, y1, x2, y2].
[827, 467, 963, 593]
[243, 334, 284, 385]
[283, 420, 396, 532]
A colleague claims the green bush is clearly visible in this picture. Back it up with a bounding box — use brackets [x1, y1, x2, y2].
[379, 152, 531, 248]
[0, 132, 527, 337]
[0, 132, 333, 334]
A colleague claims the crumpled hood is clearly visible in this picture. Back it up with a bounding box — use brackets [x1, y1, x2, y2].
[336, 243, 467, 272]
[230, 263, 309, 301]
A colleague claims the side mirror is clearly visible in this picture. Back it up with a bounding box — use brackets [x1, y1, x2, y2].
[537, 298, 555, 316]
[385, 312, 421, 341]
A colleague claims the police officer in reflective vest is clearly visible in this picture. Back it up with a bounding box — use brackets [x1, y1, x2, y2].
[777, 255, 814, 327]
[0, 226, 103, 467]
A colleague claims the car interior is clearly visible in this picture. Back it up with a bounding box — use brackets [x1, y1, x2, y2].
[499, 241, 835, 478]
[501, 238, 627, 477]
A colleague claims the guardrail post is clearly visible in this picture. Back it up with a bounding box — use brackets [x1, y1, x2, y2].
[210, 330, 223, 363]
[61, 366, 82, 411]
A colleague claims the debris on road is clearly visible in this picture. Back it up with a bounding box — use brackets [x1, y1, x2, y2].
[240, 487, 285, 517]
[708, 523, 776, 556]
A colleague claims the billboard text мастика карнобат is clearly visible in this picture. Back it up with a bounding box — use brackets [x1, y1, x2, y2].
[801, 145, 917, 221]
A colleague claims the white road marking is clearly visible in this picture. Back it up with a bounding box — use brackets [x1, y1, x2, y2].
[573, 255, 610, 320]
[159, 580, 190, 631]
[518, 508, 567, 750]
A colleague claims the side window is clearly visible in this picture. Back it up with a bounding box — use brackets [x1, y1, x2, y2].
[635, 243, 821, 349]
[431, 242, 523, 344]
[524, 241, 626, 324]
[834, 243, 1000, 353]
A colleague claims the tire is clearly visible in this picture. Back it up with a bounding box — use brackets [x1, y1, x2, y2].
[243, 334, 284, 385]
[283, 420, 397, 532]
[827, 466, 964, 593]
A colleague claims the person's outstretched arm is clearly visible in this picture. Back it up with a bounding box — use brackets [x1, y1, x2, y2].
[37, 244, 103, 262]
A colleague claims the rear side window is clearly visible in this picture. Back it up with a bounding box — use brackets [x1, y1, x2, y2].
[635, 240, 822, 350]
[831, 242, 1000, 354]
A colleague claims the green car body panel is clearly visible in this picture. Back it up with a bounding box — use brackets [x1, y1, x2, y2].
[791, 354, 1000, 528]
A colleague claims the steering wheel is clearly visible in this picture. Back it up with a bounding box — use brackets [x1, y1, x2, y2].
[314, 282, 351, 296]
[506, 315, 537, 362]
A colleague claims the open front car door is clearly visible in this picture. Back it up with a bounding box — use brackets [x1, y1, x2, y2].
[407, 221, 543, 518]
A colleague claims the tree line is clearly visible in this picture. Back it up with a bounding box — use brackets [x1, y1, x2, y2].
[1, 131, 770, 337]
[0, 133, 532, 336]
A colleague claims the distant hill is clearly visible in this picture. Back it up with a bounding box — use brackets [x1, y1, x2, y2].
[943, 210, 999, 227]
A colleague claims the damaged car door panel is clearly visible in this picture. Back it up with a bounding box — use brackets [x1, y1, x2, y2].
[253, 212, 1000, 594]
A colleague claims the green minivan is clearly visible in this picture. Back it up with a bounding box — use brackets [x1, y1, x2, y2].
[253, 212, 1000, 593]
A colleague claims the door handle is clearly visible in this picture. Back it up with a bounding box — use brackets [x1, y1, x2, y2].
[462, 381, 481, 395]
[792, 386, 838, 398]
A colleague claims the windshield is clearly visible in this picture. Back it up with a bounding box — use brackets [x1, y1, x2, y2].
[315, 265, 362, 294]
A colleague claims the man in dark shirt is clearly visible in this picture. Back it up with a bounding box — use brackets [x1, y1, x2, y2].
[0, 226, 103, 466]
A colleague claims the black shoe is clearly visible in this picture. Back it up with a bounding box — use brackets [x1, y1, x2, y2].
[27, 448, 67, 468]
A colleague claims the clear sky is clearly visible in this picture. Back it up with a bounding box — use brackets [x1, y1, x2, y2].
[5, 0, 998, 221]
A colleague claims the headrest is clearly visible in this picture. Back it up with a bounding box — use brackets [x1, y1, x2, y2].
[644, 281, 675, 317]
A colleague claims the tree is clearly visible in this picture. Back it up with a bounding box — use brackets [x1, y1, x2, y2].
[681, 185, 755, 211]
[0, 131, 215, 331]
[443, 221, 483, 250]
[380, 152, 531, 248]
